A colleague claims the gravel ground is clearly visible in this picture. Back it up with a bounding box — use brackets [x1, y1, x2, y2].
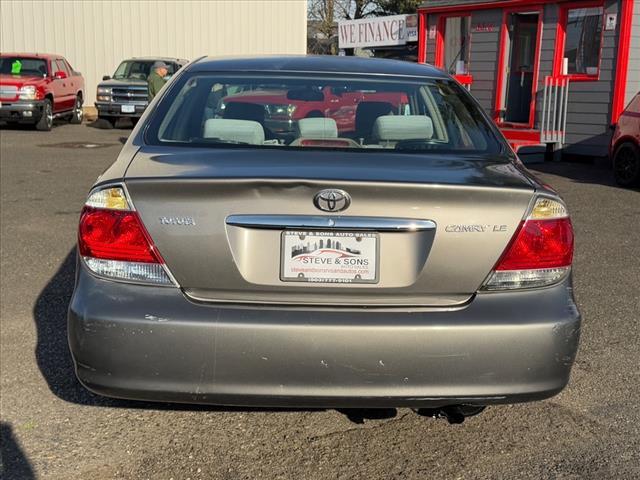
[1, 122, 639, 479]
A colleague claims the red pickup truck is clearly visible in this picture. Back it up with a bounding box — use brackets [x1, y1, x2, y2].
[0, 53, 84, 131]
[222, 86, 408, 136]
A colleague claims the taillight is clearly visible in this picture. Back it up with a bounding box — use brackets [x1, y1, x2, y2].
[78, 186, 175, 286]
[482, 196, 574, 290]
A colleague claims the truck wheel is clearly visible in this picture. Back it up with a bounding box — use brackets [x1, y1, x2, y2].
[70, 95, 83, 124]
[36, 99, 53, 131]
[613, 142, 640, 188]
[97, 116, 117, 128]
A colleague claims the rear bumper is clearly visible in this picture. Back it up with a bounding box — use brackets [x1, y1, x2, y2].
[68, 266, 581, 408]
[0, 100, 44, 122]
[95, 101, 146, 118]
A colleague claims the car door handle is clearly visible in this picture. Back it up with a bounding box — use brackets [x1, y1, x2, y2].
[226, 214, 436, 232]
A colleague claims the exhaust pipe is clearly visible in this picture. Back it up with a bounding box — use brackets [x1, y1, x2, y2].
[413, 405, 486, 424]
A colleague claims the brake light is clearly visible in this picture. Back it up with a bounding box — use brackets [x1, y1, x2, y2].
[78, 186, 175, 285]
[482, 197, 574, 290]
[79, 208, 161, 263]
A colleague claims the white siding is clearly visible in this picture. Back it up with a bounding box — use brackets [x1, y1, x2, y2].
[0, 0, 307, 104]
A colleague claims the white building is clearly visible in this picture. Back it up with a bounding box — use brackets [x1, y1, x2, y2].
[0, 0, 308, 104]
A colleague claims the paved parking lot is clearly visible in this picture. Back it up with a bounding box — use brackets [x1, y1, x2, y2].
[1, 122, 639, 479]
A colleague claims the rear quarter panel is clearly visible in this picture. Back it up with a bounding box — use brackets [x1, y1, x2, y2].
[612, 95, 640, 155]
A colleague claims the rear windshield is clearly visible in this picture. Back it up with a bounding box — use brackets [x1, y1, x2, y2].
[146, 74, 504, 154]
[0, 57, 48, 77]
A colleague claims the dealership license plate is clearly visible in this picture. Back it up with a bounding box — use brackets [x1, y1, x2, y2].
[121, 104, 135, 113]
[281, 230, 378, 284]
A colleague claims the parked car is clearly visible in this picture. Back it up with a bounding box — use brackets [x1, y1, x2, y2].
[95, 57, 188, 126]
[611, 92, 640, 187]
[69, 56, 580, 421]
[0, 53, 84, 131]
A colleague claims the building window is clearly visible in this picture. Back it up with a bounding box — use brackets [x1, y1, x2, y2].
[442, 16, 471, 75]
[555, 3, 604, 80]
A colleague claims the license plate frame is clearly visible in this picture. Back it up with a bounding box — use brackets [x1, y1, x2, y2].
[280, 230, 379, 284]
[120, 104, 135, 113]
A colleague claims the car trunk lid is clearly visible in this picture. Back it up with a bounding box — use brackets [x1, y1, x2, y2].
[124, 148, 535, 307]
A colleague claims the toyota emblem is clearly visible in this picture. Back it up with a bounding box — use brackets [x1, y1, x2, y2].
[313, 189, 351, 212]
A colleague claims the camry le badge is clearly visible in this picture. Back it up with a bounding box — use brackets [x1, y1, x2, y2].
[314, 189, 351, 212]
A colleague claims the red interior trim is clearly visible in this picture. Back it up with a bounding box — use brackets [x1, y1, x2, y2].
[611, 0, 634, 124]
[418, 11, 427, 63]
[494, 6, 543, 129]
[552, 0, 605, 81]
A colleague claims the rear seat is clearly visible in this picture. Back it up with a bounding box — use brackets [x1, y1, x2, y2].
[371, 115, 434, 145]
[203, 119, 265, 145]
[296, 118, 338, 139]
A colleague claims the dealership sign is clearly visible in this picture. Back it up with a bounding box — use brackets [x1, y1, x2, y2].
[339, 14, 418, 49]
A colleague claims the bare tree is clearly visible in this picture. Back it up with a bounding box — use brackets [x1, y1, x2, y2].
[335, 0, 377, 20]
[307, 0, 421, 54]
[370, 0, 421, 16]
[308, 0, 335, 37]
[308, 0, 337, 53]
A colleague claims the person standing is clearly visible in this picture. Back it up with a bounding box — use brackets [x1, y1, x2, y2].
[147, 61, 169, 101]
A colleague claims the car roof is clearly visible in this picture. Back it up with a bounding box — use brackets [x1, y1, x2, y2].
[189, 55, 448, 79]
[1, 53, 61, 60]
[127, 56, 188, 63]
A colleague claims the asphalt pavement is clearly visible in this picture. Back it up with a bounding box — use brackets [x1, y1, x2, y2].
[1, 122, 639, 479]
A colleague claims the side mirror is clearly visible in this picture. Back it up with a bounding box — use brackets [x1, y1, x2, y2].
[102, 75, 111, 81]
[54, 70, 67, 80]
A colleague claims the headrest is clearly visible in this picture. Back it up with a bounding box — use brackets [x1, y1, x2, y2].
[296, 117, 338, 138]
[203, 119, 265, 145]
[372, 115, 434, 141]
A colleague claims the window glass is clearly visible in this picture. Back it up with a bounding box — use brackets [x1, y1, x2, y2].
[444, 16, 471, 75]
[63, 59, 75, 74]
[55, 60, 69, 75]
[165, 63, 179, 79]
[0, 57, 48, 77]
[146, 74, 503, 156]
[564, 7, 603, 75]
[113, 60, 177, 80]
